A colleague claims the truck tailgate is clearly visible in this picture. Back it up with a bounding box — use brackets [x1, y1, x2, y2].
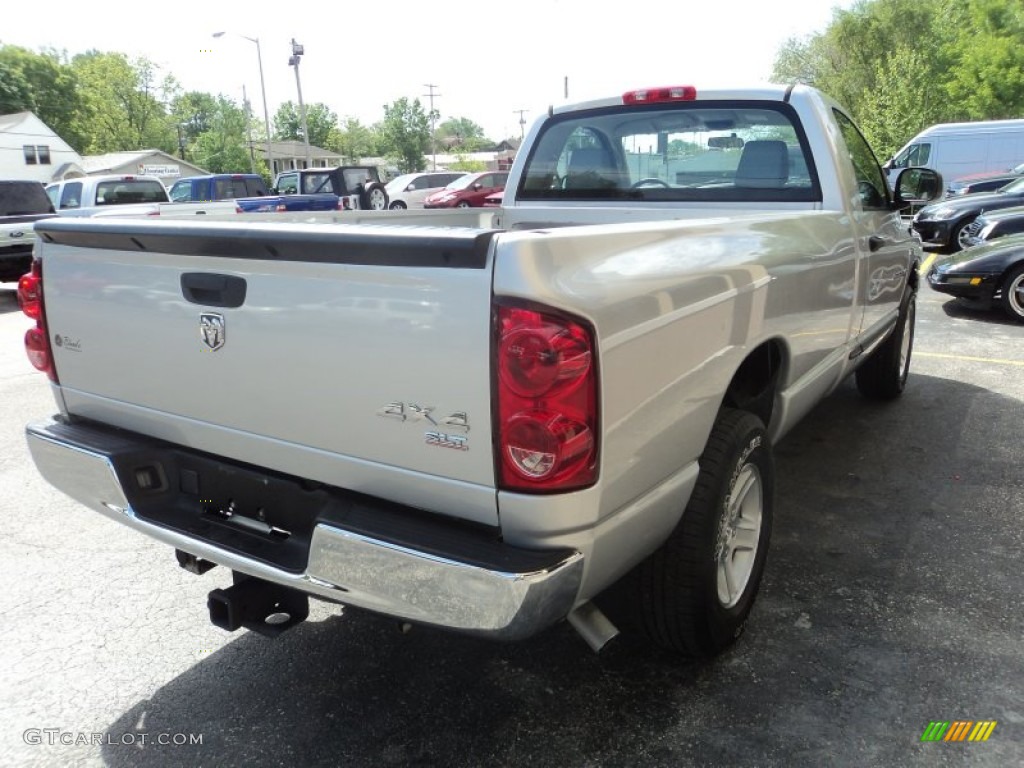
[35, 218, 500, 525]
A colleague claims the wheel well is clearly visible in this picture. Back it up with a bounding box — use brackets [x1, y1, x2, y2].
[722, 341, 783, 427]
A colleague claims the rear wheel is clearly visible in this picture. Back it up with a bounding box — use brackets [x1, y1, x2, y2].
[361, 183, 388, 210]
[999, 264, 1024, 321]
[856, 290, 915, 400]
[456, 201, 472, 209]
[633, 408, 774, 657]
[389, 200, 407, 210]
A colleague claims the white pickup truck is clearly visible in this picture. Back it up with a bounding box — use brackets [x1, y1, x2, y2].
[21, 84, 940, 658]
[45, 174, 238, 218]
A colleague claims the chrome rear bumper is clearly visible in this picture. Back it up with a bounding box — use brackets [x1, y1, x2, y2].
[26, 417, 583, 641]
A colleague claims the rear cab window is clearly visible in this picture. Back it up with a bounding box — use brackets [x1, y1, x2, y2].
[0, 182, 54, 215]
[95, 179, 168, 205]
[518, 100, 821, 203]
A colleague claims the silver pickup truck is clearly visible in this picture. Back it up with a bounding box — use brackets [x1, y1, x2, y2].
[21, 84, 940, 658]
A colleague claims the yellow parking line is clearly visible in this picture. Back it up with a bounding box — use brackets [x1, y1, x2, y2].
[918, 253, 937, 274]
[917, 351, 1024, 367]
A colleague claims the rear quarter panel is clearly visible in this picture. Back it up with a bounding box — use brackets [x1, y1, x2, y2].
[491, 211, 859, 550]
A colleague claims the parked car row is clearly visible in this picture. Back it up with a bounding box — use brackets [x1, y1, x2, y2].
[912, 177, 1024, 252]
[384, 171, 465, 209]
[945, 162, 1024, 197]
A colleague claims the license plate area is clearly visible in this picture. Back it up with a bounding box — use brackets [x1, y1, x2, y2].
[124, 450, 329, 573]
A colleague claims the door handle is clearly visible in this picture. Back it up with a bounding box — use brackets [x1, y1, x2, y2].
[180, 273, 247, 308]
[868, 235, 887, 252]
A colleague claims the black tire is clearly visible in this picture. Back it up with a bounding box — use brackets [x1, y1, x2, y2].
[455, 201, 472, 209]
[634, 408, 774, 657]
[947, 217, 975, 253]
[388, 200, 407, 210]
[999, 264, 1024, 322]
[855, 289, 915, 400]
[360, 182, 389, 210]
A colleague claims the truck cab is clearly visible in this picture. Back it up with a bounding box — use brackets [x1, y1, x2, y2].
[168, 174, 270, 202]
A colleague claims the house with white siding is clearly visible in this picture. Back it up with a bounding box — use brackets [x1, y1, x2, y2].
[0, 112, 85, 182]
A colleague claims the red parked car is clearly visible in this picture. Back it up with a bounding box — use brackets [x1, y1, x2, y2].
[423, 171, 508, 208]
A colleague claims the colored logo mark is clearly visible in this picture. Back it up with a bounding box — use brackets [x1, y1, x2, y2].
[921, 721, 997, 742]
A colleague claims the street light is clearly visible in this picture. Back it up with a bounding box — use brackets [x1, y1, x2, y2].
[288, 39, 312, 167]
[212, 31, 274, 177]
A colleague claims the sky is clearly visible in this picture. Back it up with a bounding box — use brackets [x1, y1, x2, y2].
[3, 0, 857, 143]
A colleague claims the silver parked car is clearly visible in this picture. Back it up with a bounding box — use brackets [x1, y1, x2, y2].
[384, 171, 467, 209]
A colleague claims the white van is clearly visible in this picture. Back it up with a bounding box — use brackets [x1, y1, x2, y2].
[884, 119, 1024, 188]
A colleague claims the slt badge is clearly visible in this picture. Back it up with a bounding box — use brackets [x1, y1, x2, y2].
[377, 402, 470, 451]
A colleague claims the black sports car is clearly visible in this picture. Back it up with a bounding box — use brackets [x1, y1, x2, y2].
[913, 177, 1024, 252]
[962, 204, 1024, 248]
[926, 235, 1024, 321]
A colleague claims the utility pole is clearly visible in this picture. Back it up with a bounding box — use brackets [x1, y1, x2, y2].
[513, 109, 529, 142]
[423, 83, 441, 170]
[243, 84, 256, 173]
[289, 39, 312, 167]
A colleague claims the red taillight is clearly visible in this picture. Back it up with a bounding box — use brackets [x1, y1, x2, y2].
[17, 268, 42, 320]
[25, 327, 52, 372]
[623, 86, 697, 105]
[495, 304, 598, 492]
[19, 260, 57, 381]
[276, 203, 287, 212]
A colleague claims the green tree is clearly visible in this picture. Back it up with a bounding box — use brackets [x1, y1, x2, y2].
[771, 0, 1024, 158]
[325, 117, 377, 162]
[858, 47, 948, 159]
[0, 45, 87, 150]
[944, 0, 1024, 119]
[171, 91, 220, 144]
[0, 59, 33, 113]
[190, 96, 257, 174]
[273, 101, 337, 148]
[71, 51, 176, 153]
[436, 117, 488, 151]
[379, 97, 432, 173]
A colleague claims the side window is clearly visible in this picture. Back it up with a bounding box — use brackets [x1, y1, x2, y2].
[60, 182, 82, 209]
[907, 143, 931, 167]
[169, 181, 190, 202]
[277, 175, 298, 194]
[833, 110, 889, 209]
[477, 175, 494, 188]
[45, 185, 59, 207]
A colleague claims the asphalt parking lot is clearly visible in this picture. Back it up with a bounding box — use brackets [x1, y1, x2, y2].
[1, 277, 1021, 768]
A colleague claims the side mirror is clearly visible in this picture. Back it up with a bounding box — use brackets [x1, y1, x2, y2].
[893, 168, 942, 209]
[473, 183, 482, 190]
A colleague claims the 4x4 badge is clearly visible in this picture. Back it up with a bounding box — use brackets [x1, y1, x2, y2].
[200, 313, 225, 350]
